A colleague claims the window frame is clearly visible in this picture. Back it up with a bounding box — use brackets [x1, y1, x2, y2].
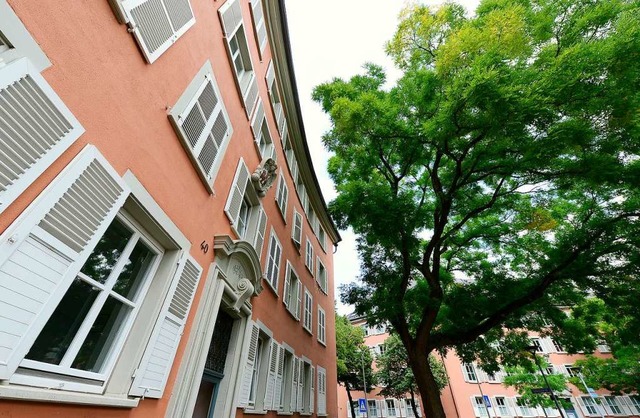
[264, 229, 282, 294]
[316, 257, 328, 294]
[275, 172, 288, 219]
[303, 288, 313, 333]
[305, 238, 314, 275]
[317, 306, 326, 346]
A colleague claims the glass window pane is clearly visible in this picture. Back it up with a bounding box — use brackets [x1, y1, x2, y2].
[72, 296, 131, 372]
[112, 240, 156, 300]
[26, 279, 99, 365]
[80, 218, 133, 284]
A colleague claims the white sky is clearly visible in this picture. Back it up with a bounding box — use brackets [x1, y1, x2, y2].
[285, 0, 481, 314]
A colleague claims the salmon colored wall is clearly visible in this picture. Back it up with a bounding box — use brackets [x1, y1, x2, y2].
[1, 0, 336, 416]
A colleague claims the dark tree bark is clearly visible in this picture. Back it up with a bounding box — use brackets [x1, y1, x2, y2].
[346, 382, 357, 418]
[409, 388, 420, 417]
[408, 346, 446, 418]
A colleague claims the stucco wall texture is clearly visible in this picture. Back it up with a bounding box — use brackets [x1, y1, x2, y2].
[1, 0, 337, 416]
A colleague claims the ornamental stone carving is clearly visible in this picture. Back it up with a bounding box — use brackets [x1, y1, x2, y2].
[251, 158, 277, 197]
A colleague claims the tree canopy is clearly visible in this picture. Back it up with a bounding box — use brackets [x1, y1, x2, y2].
[313, 0, 640, 416]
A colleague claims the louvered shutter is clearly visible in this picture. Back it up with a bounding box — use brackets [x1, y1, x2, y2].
[280, 119, 288, 146]
[290, 357, 299, 412]
[0, 57, 84, 216]
[263, 340, 278, 409]
[252, 207, 267, 257]
[243, 75, 259, 118]
[309, 366, 315, 414]
[296, 281, 302, 320]
[276, 173, 288, 215]
[122, 0, 195, 63]
[238, 322, 260, 407]
[265, 61, 285, 132]
[251, 99, 265, 146]
[274, 345, 285, 411]
[249, 0, 267, 56]
[171, 75, 230, 192]
[129, 254, 202, 398]
[0, 145, 128, 379]
[296, 360, 303, 411]
[317, 367, 327, 415]
[283, 264, 291, 308]
[224, 159, 250, 226]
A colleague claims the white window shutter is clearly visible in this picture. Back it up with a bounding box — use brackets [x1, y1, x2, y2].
[274, 345, 285, 411]
[122, 0, 195, 63]
[171, 76, 229, 191]
[252, 206, 267, 257]
[290, 357, 299, 412]
[283, 264, 291, 308]
[318, 367, 327, 415]
[238, 322, 260, 407]
[249, 0, 267, 56]
[129, 254, 202, 398]
[296, 281, 302, 320]
[224, 159, 250, 225]
[309, 366, 315, 414]
[296, 360, 303, 411]
[0, 57, 84, 216]
[251, 99, 265, 141]
[263, 339, 278, 409]
[292, 211, 302, 247]
[0, 145, 128, 379]
[218, 0, 243, 38]
[243, 74, 259, 118]
[279, 119, 288, 146]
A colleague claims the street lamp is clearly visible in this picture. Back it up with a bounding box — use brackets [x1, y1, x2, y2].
[526, 345, 566, 418]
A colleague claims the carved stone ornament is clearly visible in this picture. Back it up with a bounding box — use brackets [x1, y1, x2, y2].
[251, 158, 278, 197]
[232, 278, 255, 312]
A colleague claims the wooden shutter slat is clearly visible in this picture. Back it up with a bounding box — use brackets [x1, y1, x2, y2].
[224, 160, 250, 226]
[238, 322, 260, 406]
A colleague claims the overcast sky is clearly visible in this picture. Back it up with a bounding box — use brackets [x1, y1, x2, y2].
[285, 0, 481, 314]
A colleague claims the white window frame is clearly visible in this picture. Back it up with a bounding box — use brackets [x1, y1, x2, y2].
[603, 396, 623, 415]
[305, 238, 314, 275]
[265, 61, 285, 137]
[462, 363, 478, 382]
[218, 0, 258, 117]
[0, 1, 51, 71]
[495, 396, 511, 416]
[264, 229, 282, 294]
[292, 208, 303, 249]
[473, 396, 489, 417]
[168, 61, 233, 193]
[317, 306, 326, 346]
[249, 0, 268, 58]
[0, 147, 195, 403]
[283, 262, 301, 320]
[303, 288, 312, 333]
[316, 257, 328, 294]
[580, 396, 600, 416]
[250, 99, 275, 160]
[275, 172, 288, 219]
[529, 337, 545, 353]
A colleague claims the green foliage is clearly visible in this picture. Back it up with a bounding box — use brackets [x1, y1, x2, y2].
[572, 346, 640, 394]
[314, 0, 640, 416]
[335, 314, 376, 391]
[376, 334, 448, 398]
[503, 359, 569, 408]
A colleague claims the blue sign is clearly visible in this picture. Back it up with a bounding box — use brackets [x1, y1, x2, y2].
[358, 398, 367, 413]
[483, 395, 491, 407]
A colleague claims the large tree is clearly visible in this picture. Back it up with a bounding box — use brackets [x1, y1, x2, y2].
[313, 0, 640, 417]
[376, 334, 448, 417]
[335, 314, 376, 418]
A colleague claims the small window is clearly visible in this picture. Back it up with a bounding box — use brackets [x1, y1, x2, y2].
[249, 0, 268, 57]
[463, 363, 478, 382]
[529, 337, 544, 353]
[292, 209, 303, 248]
[303, 289, 312, 333]
[473, 396, 489, 417]
[564, 364, 579, 377]
[604, 396, 623, 415]
[219, 0, 258, 116]
[318, 227, 327, 252]
[265, 61, 285, 136]
[495, 397, 510, 416]
[224, 159, 268, 256]
[251, 100, 274, 159]
[552, 339, 564, 352]
[283, 262, 301, 320]
[317, 367, 327, 415]
[368, 400, 378, 417]
[239, 323, 274, 411]
[317, 307, 326, 345]
[581, 396, 599, 415]
[305, 239, 314, 274]
[275, 173, 288, 217]
[265, 231, 282, 293]
[516, 397, 536, 416]
[386, 399, 397, 417]
[316, 258, 328, 294]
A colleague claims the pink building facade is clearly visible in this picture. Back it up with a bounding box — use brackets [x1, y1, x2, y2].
[0, 0, 339, 417]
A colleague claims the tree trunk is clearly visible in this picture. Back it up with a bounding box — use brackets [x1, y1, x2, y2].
[409, 349, 446, 418]
[409, 389, 420, 417]
[346, 382, 357, 418]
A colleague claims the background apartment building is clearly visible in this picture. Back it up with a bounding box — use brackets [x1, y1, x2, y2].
[0, 0, 339, 417]
[340, 317, 639, 418]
